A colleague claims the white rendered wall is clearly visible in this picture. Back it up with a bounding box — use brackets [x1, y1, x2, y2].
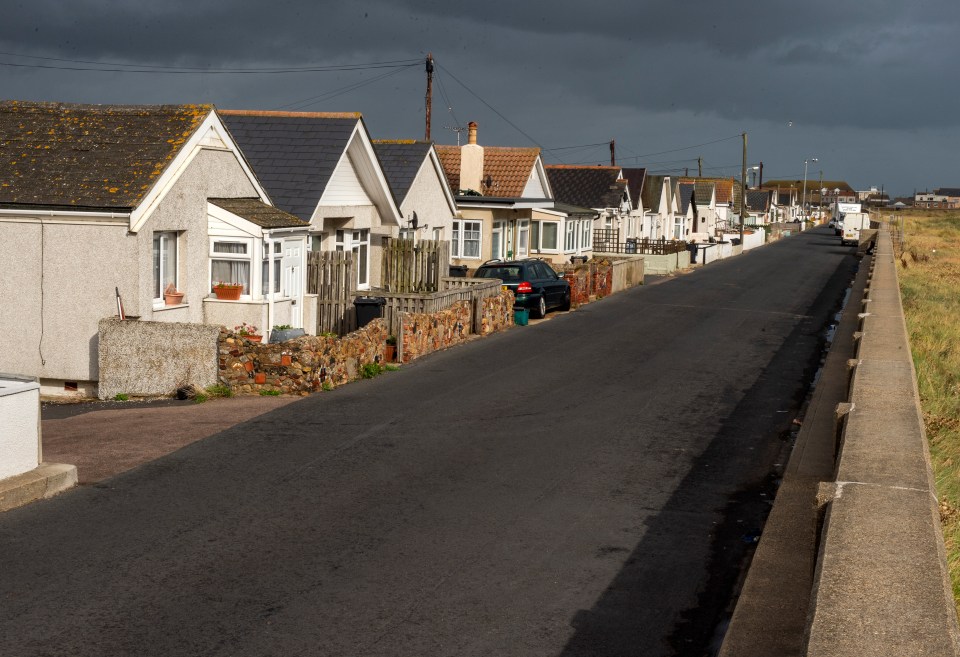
[0, 375, 40, 480]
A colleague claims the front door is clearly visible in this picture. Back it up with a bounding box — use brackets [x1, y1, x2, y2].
[283, 239, 303, 328]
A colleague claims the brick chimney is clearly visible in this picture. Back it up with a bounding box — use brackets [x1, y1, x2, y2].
[460, 121, 484, 193]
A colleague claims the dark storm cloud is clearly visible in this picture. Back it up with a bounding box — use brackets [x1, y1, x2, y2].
[2, 0, 960, 193]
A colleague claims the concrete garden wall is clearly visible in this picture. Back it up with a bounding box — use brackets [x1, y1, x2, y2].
[98, 317, 220, 399]
[0, 374, 40, 480]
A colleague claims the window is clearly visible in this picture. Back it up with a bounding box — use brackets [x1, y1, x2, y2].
[398, 227, 415, 241]
[261, 241, 282, 297]
[491, 221, 505, 260]
[153, 232, 178, 300]
[210, 238, 252, 294]
[565, 221, 576, 251]
[580, 220, 592, 250]
[433, 227, 443, 242]
[517, 220, 529, 258]
[452, 220, 481, 259]
[336, 229, 370, 289]
[541, 222, 558, 250]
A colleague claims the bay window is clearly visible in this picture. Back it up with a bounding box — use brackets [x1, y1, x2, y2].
[565, 221, 577, 251]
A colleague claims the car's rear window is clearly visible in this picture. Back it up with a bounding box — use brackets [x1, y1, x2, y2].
[475, 266, 522, 282]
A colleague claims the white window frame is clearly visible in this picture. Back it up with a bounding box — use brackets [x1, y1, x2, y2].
[336, 228, 370, 290]
[210, 237, 253, 298]
[491, 221, 506, 260]
[452, 220, 481, 259]
[153, 231, 178, 303]
[538, 221, 559, 252]
[580, 219, 592, 251]
[261, 240, 283, 299]
[565, 221, 577, 252]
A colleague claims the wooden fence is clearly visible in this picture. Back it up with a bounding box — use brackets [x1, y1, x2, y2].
[375, 278, 503, 338]
[307, 250, 356, 335]
[594, 229, 687, 255]
[381, 238, 451, 292]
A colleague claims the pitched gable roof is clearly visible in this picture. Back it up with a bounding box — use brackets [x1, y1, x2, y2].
[641, 174, 667, 213]
[372, 140, 433, 204]
[544, 165, 626, 209]
[0, 100, 211, 210]
[677, 182, 696, 215]
[208, 198, 308, 229]
[746, 189, 773, 212]
[434, 145, 542, 198]
[677, 177, 735, 206]
[220, 110, 361, 220]
[693, 181, 714, 206]
[621, 167, 646, 210]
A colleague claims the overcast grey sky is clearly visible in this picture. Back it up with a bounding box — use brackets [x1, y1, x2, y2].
[2, 0, 957, 197]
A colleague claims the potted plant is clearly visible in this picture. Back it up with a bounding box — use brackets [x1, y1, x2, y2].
[235, 322, 262, 343]
[384, 335, 397, 362]
[269, 324, 307, 343]
[163, 283, 185, 306]
[213, 281, 243, 300]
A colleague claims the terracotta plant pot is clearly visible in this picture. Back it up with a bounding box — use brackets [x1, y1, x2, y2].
[164, 291, 185, 306]
[213, 284, 242, 300]
[243, 335, 263, 343]
[384, 345, 396, 362]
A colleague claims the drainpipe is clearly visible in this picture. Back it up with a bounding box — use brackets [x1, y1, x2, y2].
[267, 235, 275, 334]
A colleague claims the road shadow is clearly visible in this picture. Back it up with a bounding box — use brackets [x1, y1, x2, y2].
[555, 256, 858, 657]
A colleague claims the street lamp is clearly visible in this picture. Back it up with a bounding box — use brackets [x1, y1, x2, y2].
[802, 157, 818, 218]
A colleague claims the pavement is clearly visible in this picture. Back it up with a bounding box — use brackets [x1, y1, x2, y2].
[41, 395, 297, 484]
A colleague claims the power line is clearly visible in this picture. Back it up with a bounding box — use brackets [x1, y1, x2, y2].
[275, 65, 417, 110]
[436, 62, 565, 161]
[0, 50, 422, 74]
[617, 134, 744, 162]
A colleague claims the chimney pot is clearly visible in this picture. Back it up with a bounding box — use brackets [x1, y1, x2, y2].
[468, 121, 478, 145]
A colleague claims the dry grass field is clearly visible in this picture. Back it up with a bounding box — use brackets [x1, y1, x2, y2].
[895, 209, 960, 608]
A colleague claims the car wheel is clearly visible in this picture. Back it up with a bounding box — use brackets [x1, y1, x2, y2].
[533, 295, 547, 319]
[559, 290, 571, 311]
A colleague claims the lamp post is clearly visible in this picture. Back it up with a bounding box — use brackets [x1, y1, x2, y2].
[802, 158, 817, 218]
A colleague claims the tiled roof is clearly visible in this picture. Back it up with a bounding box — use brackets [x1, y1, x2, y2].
[677, 177, 735, 205]
[935, 187, 960, 197]
[544, 165, 625, 209]
[372, 140, 433, 204]
[0, 100, 211, 210]
[621, 167, 646, 210]
[677, 182, 696, 215]
[208, 198, 308, 229]
[765, 179, 855, 194]
[220, 110, 360, 221]
[641, 174, 666, 213]
[434, 145, 541, 198]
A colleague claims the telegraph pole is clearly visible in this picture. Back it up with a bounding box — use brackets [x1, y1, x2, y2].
[610, 140, 616, 166]
[740, 132, 747, 245]
[424, 53, 434, 141]
[698, 156, 702, 177]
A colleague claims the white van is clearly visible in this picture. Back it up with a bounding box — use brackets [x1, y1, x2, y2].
[841, 212, 871, 246]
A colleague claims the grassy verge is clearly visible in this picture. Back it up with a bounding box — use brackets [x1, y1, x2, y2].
[895, 209, 960, 609]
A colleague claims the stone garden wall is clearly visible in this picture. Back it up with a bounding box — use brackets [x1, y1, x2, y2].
[479, 290, 514, 335]
[219, 319, 388, 395]
[399, 301, 471, 363]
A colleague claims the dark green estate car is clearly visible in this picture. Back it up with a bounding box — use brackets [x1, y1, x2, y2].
[473, 258, 571, 318]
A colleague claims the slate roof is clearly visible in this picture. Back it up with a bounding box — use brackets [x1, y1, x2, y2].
[765, 179, 854, 194]
[544, 165, 626, 209]
[620, 167, 646, 210]
[935, 187, 960, 197]
[641, 174, 666, 213]
[694, 181, 715, 206]
[372, 140, 433, 204]
[0, 100, 211, 211]
[208, 198, 308, 229]
[677, 182, 697, 215]
[220, 110, 361, 221]
[746, 190, 773, 212]
[434, 145, 541, 198]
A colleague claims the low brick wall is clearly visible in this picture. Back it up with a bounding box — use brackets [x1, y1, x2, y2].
[219, 319, 388, 395]
[98, 317, 220, 399]
[400, 301, 471, 363]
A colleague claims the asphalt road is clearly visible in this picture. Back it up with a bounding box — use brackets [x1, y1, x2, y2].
[0, 227, 858, 657]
